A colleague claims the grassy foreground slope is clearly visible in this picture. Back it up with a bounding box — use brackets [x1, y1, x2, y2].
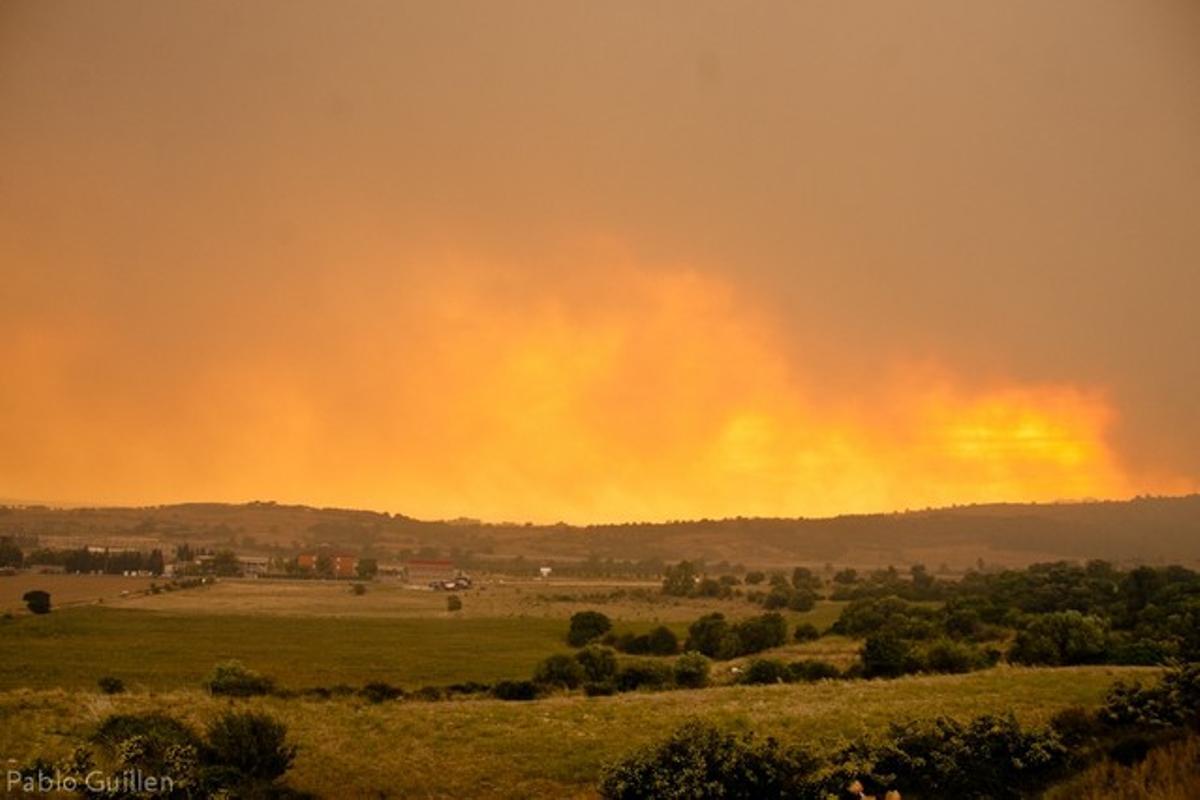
[0, 666, 1151, 798]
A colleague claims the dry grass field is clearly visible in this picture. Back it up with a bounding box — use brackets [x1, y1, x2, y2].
[0, 666, 1151, 799]
[0, 573, 159, 616]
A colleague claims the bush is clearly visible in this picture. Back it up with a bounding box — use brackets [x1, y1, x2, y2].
[739, 658, 789, 685]
[1009, 611, 1109, 666]
[598, 721, 822, 799]
[787, 660, 842, 682]
[22, 590, 50, 615]
[615, 662, 673, 692]
[733, 613, 789, 655]
[358, 682, 404, 703]
[351, 583, 367, 596]
[685, 613, 737, 659]
[584, 682, 617, 697]
[645, 625, 680, 655]
[205, 710, 296, 783]
[1101, 663, 1200, 730]
[920, 637, 988, 674]
[576, 645, 618, 683]
[672, 652, 711, 689]
[793, 623, 820, 642]
[861, 634, 915, 679]
[871, 714, 1068, 798]
[534, 654, 585, 689]
[204, 660, 275, 697]
[492, 680, 539, 701]
[412, 685, 445, 702]
[568, 610, 613, 646]
[93, 712, 202, 755]
[97, 676, 126, 695]
[446, 594, 462, 611]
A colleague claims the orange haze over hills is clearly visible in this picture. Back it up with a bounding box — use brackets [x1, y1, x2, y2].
[2, 2, 1198, 522]
[0, 245, 1189, 523]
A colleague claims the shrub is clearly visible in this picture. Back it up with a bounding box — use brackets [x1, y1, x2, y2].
[685, 613, 736, 659]
[598, 721, 822, 799]
[793, 623, 820, 643]
[534, 654, 585, 689]
[733, 613, 789, 655]
[787, 588, 818, 612]
[568, 610, 613, 646]
[351, 583, 367, 596]
[1009, 611, 1109, 666]
[22, 590, 50, 615]
[861, 634, 914, 679]
[576, 645, 618, 683]
[584, 682, 617, 697]
[93, 712, 202, 755]
[645, 625, 679, 655]
[615, 662, 673, 692]
[871, 714, 1068, 798]
[1100, 663, 1200, 729]
[358, 682, 404, 703]
[97, 676, 126, 695]
[744, 571, 766, 585]
[204, 660, 275, 697]
[412, 685, 445, 702]
[920, 637, 988, 674]
[205, 710, 296, 783]
[739, 658, 789, 685]
[446, 594, 462, 611]
[672, 652, 711, 689]
[787, 660, 842, 682]
[492, 680, 539, 701]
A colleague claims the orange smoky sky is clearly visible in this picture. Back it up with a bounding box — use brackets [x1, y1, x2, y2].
[1, 1, 1198, 522]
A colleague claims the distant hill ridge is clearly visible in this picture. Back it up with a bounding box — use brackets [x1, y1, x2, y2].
[1, 495, 1198, 568]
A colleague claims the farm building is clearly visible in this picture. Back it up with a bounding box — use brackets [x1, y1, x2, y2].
[297, 548, 358, 578]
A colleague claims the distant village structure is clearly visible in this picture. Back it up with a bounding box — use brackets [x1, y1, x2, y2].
[403, 558, 470, 589]
[297, 548, 358, 578]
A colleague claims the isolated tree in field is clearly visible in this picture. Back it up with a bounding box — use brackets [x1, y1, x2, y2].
[22, 590, 50, 614]
[568, 610, 612, 646]
[662, 561, 698, 596]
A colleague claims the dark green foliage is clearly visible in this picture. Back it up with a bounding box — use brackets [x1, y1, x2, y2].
[567, 610, 613, 646]
[865, 714, 1068, 799]
[446, 594, 462, 611]
[358, 682, 404, 703]
[575, 645, 618, 683]
[584, 681, 617, 697]
[93, 712, 203, 754]
[492, 679, 539, 701]
[739, 658, 788, 685]
[598, 721, 823, 800]
[860, 634, 915, 679]
[662, 561, 698, 596]
[411, 685, 445, 702]
[204, 660, 275, 697]
[830, 596, 938, 639]
[533, 653, 585, 689]
[205, 710, 296, 782]
[685, 613, 737, 659]
[786, 660, 841, 682]
[792, 623, 820, 642]
[1009, 611, 1109, 666]
[672, 652, 711, 689]
[1100, 663, 1200, 730]
[919, 637, 991, 674]
[615, 662, 673, 692]
[22, 590, 50, 615]
[791, 567, 821, 592]
[97, 676, 126, 695]
[732, 613, 788, 654]
[744, 571, 766, 585]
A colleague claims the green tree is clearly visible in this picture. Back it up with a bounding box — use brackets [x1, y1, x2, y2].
[567, 610, 612, 646]
[662, 561, 698, 596]
[22, 590, 50, 614]
[356, 558, 379, 579]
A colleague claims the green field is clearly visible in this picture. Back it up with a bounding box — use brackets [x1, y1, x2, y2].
[0, 607, 585, 690]
[0, 666, 1152, 798]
